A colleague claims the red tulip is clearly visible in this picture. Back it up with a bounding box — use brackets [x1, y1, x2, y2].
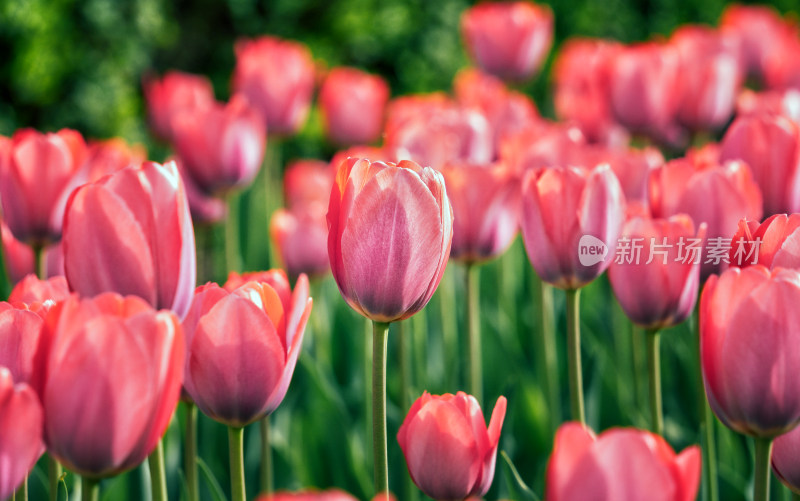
[701, 266, 800, 437]
[9, 275, 70, 306]
[63, 161, 196, 319]
[0, 128, 87, 245]
[182, 273, 312, 426]
[719, 113, 800, 216]
[327, 158, 453, 322]
[0, 368, 43, 500]
[520, 164, 626, 289]
[319, 67, 390, 146]
[440, 162, 519, 264]
[772, 425, 800, 494]
[84, 138, 147, 183]
[546, 422, 701, 501]
[397, 391, 507, 500]
[143, 71, 215, 141]
[172, 95, 266, 196]
[232, 36, 315, 135]
[728, 214, 800, 269]
[1, 222, 64, 284]
[38, 293, 184, 477]
[461, 1, 553, 82]
[608, 215, 705, 329]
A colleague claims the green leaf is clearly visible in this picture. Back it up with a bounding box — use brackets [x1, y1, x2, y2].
[196, 457, 228, 501]
[501, 451, 541, 501]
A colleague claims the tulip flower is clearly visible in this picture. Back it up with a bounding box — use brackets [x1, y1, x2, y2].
[9, 275, 69, 305]
[63, 160, 196, 320]
[0, 368, 44, 501]
[171, 95, 266, 197]
[143, 71, 215, 141]
[728, 214, 800, 270]
[579, 145, 664, 206]
[83, 138, 147, 183]
[397, 392, 507, 501]
[256, 489, 359, 501]
[232, 36, 315, 135]
[498, 121, 587, 174]
[283, 159, 334, 209]
[719, 113, 800, 216]
[319, 67, 390, 146]
[0, 302, 45, 384]
[772, 425, 800, 495]
[1, 222, 64, 284]
[546, 422, 701, 501]
[737, 89, 800, 125]
[461, 1, 553, 82]
[384, 93, 453, 134]
[271, 209, 330, 281]
[37, 293, 184, 479]
[0, 128, 87, 247]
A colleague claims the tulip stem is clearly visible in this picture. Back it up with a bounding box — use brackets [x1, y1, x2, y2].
[32, 243, 45, 279]
[185, 401, 199, 501]
[538, 279, 561, 431]
[229, 426, 246, 501]
[398, 321, 410, 413]
[696, 311, 718, 501]
[646, 329, 663, 435]
[439, 268, 458, 390]
[48, 456, 61, 501]
[14, 475, 27, 501]
[148, 440, 167, 501]
[465, 264, 482, 404]
[260, 416, 273, 496]
[565, 288, 585, 424]
[81, 476, 98, 501]
[372, 320, 390, 496]
[225, 193, 242, 273]
[753, 438, 773, 501]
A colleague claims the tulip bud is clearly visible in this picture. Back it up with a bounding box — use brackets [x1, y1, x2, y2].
[143, 71, 215, 142]
[319, 67, 390, 146]
[0, 368, 43, 500]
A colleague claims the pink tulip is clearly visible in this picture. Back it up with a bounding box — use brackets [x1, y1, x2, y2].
[461, 1, 553, 82]
[0, 368, 43, 500]
[439, 162, 519, 264]
[143, 71, 215, 141]
[498, 121, 587, 174]
[0, 302, 46, 384]
[0, 128, 87, 245]
[763, 31, 800, 92]
[737, 89, 800, 124]
[701, 266, 800, 437]
[84, 138, 147, 183]
[223, 269, 289, 292]
[255, 489, 359, 501]
[546, 422, 701, 501]
[63, 160, 196, 319]
[1, 222, 64, 284]
[172, 156, 228, 224]
[520, 164, 626, 289]
[9, 275, 70, 305]
[327, 158, 453, 322]
[232, 36, 315, 135]
[579, 145, 664, 206]
[182, 273, 311, 426]
[37, 293, 184, 477]
[772, 425, 800, 494]
[172, 95, 266, 196]
[271, 209, 330, 281]
[608, 215, 705, 329]
[728, 214, 800, 269]
[719, 113, 800, 216]
[319, 67, 390, 145]
[397, 391, 507, 500]
[385, 93, 454, 134]
[283, 159, 335, 210]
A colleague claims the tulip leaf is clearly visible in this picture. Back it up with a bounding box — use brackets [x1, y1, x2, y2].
[58, 472, 69, 501]
[196, 457, 228, 501]
[500, 450, 541, 501]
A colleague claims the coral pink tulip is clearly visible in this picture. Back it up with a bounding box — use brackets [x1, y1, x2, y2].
[0, 368, 43, 500]
[63, 161, 196, 319]
[701, 266, 800, 437]
[319, 67, 390, 145]
[182, 273, 312, 426]
[397, 391, 507, 500]
[719, 113, 800, 216]
[0, 302, 46, 384]
[84, 138, 147, 183]
[327, 158, 453, 322]
[283, 159, 334, 209]
[728, 214, 800, 269]
[461, 1, 553, 82]
[143, 71, 215, 141]
[608, 215, 705, 329]
[9, 275, 69, 305]
[772, 425, 800, 494]
[546, 422, 701, 501]
[232, 36, 315, 135]
[520, 164, 626, 289]
[223, 269, 288, 292]
[498, 121, 586, 174]
[37, 293, 184, 477]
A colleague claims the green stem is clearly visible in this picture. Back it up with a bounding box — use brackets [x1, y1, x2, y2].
[260, 416, 273, 496]
[48, 456, 61, 501]
[565, 288, 585, 424]
[631, 325, 645, 411]
[372, 321, 390, 496]
[465, 264, 482, 403]
[81, 476, 98, 501]
[753, 438, 773, 501]
[225, 193, 242, 273]
[228, 426, 246, 501]
[696, 312, 718, 501]
[398, 321, 410, 413]
[148, 440, 167, 501]
[791, 492, 800, 501]
[14, 475, 27, 501]
[185, 401, 199, 501]
[538, 279, 561, 431]
[438, 268, 458, 390]
[32, 244, 46, 280]
[262, 138, 282, 270]
[646, 329, 663, 435]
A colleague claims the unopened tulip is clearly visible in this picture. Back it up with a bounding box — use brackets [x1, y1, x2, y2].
[182, 273, 312, 426]
[319, 67, 390, 145]
[461, 1, 553, 82]
[283, 159, 334, 209]
[271, 209, 330, 281]
[520, 164, 625, 290]
[143, 71, 215, 141]
[440, 162, 519, 264]
[701, 266, 800, 437]
[772, 425, 800, 494]
[397, 391, 507, 500]
[38, 293, 184, 477]
[0, 302, 45, 384]
[0, 129, 87, 246]
[719, 113, 800, 216]
[0, 368, 44, 501]
[63, 161, 196, 319]
[327, 158, 453, 322]
[384, 93, 453, 134]
[9, 275, 69, 305]
[172, 95, 266, 196]
[546, 422, 701, 501]
[232, 36, 315, 135]
[728, 214, 800, 269]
